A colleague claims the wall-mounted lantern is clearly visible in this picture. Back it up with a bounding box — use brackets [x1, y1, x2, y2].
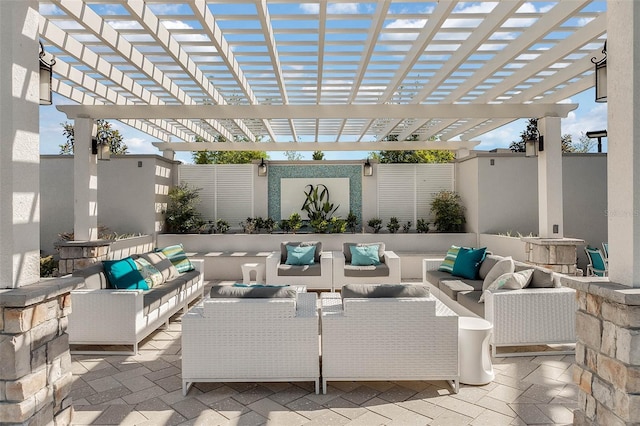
[363, 159, 373, 176]
[257, 158, 267, 176]
[39, 41, 55, 105]
[591, 40, 607, 103]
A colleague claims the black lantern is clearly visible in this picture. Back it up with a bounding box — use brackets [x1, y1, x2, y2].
[591, 40, 607, 103]
[257, 158, 267, 176]
[91, 137, 111, 161]
[525, 129, 544, 158]
[39, 42, 55, 105]
[363, 159, 373, 176]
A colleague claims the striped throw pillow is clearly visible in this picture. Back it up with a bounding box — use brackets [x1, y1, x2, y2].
[158, 244, 194, 273]
[438, 245, 461, 273]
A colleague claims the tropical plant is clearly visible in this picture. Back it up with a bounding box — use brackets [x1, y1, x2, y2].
[330, 217, 347, 233]
[40, 255, 58, 278]
[60, 119, 128, 155]
[310, 219, 329, 233]
[430, 190, 466, 232]
[301, 184, 339, 222]
[346, 211, 358, 233]
[164, 183, 205, 233]
[402, 221, 412, 233]
[287, 213, 302, 233]
[367, 217, 382, 233]
[214, 219, 230, 234]
[387, 217, 400, 234]
[312, 150, 325, 160]
[416, 218, 430, 233]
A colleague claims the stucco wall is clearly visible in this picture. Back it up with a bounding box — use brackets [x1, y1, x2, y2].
[40, 155, 178, 254]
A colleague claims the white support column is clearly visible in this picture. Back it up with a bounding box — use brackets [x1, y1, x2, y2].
[0, 1, 41, 288]
[537, 117, 563, 238]
[607, 1, 640, 287]
[73, 118, 99, 241]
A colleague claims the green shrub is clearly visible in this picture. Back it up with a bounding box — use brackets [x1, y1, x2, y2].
[387, 217, 400, 234]
[431, 190, 466, 232]
[402, 221, 412, 233]
[416, 218, 430, 233]
[346, 211, 358, 233]
[164, 183, 205, 233]
[40, 255, 58, 278]
[367, 217, 382, 233]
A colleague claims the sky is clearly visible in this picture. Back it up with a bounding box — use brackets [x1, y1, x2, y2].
[40, 86, 608, 164]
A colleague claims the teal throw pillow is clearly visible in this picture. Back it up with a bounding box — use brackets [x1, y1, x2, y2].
[350, 245, 381, 266]
[438, 245, 460, 273]
[103, 257, 149, 290]
[285, 244, 316, 265]
[452, 247, 487, 280]
[157, 244, 194, 273]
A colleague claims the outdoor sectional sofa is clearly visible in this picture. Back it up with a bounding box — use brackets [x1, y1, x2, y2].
[69, 249, 204, 354]
[424, 250, 577, 357]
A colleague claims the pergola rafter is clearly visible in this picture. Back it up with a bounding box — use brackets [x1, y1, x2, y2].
[39, 0, 606, 152]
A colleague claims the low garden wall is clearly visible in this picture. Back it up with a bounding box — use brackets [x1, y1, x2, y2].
[157, 232, 478, 281]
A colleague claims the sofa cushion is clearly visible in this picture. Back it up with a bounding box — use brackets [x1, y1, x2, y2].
[344, 263, 389, 277]
[424, 270, 456, 290]
[350, 245, 381, 266]
[139, 252, 179, 282]
[277, 263, 322, 277]
[438, 245, 460, 273]
[440, 280, 475, 301]
[514, 262, 557, 288]
[209, 285, 297, 299]
[344, 242, 385, 264]
[452, 247, 487, 279]
[284, 244, 316, 265]
[457, 291, 485, 317]
[482, 256, 515, 290]
[281, 241, 322, 264]
[143, 277, 186, 315]
[103, 257, 148, 290]
[341, 283, 429, 299]
[158, 244, 194, 273]
[479, 269, 534, 303]
[72, 263, 109, 289]
[478, 254, 503, 280]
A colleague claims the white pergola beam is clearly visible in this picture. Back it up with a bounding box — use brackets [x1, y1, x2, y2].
[57, 103, 577, 120]
[152, 140, 480, 152]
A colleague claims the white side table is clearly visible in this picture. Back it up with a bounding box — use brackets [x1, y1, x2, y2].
[458, 316, 494, 385]
[241, 263, 265, 284]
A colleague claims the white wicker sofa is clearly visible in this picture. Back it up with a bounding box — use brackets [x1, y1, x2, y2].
[181, 285, 319, 395]
[69, 252, 204, 354]
[320, 284, 459, 394]
[424, 252, 577, 357]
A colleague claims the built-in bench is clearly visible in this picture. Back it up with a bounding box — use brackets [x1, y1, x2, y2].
[186, 251, 271, 281]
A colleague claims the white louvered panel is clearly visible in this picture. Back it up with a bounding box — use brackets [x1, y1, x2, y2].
[179, 165, 216, 221]
[377, 164, 415, 225]
[215, 165, 254, 227]
[416, 164, 455, 221]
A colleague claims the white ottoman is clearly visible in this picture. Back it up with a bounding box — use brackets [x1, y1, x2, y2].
[458, 316, 494, 385]
[241, 262, 265, 284]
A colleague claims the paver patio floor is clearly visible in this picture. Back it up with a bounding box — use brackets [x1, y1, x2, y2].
[70, 283, 578, 425]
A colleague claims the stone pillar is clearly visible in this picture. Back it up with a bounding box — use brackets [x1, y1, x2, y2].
[55, 240, 111, 276]
[537, 117, 564, 238]
[0, 277, 83, 425]
[563, 277, 640, 425]
[522, 237, 584, 275]
[607, 1, 640, 287]
[73, 118, 99, 242]
[0, 0, 41, 288]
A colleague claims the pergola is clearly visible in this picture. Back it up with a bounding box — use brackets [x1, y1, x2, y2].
[41, 0, 606, 152]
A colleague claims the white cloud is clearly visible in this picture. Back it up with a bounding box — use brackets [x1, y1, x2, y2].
[327, 3, 360, 14]
[300, 4, 320, 14]
[124, 137, 157, 154]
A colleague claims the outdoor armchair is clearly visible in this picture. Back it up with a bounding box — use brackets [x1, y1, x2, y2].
[266, 241, 333, 290]
[332, 242, 401, 290]
[585, 246, 608, 277]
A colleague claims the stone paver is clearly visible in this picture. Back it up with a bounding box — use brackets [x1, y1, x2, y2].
[67, 291, 578, 425]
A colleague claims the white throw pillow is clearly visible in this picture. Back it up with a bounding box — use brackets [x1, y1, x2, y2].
[479, 268, 534, 303]
[482, 256, 515, 291]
